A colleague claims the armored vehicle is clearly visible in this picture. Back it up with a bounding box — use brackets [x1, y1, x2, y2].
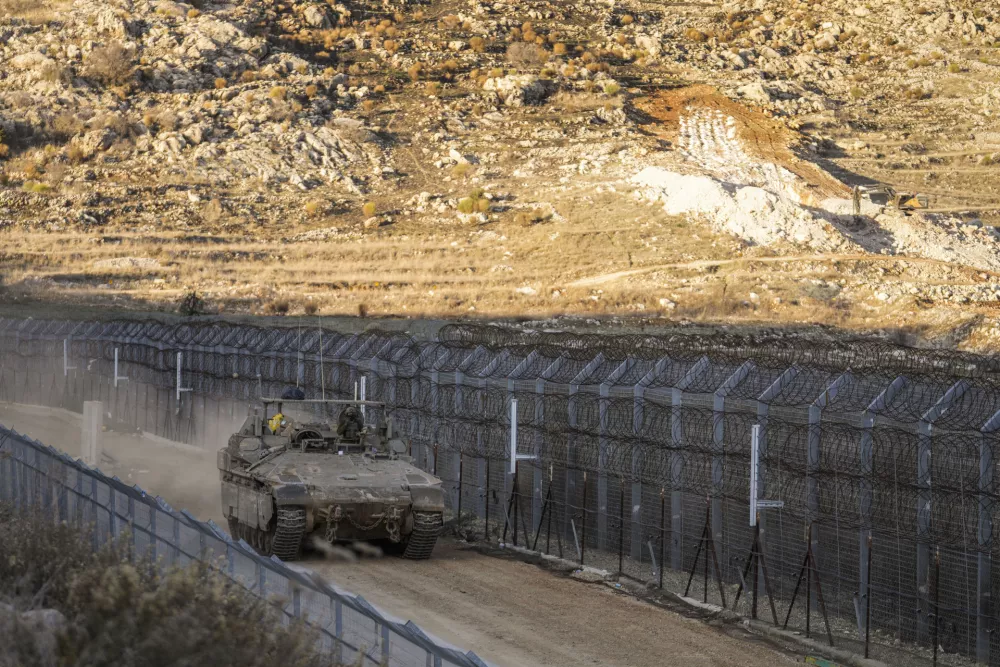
[218, 397, 444, 560]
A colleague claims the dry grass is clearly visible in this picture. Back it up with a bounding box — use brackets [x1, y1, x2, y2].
[0, 0, 71, 23]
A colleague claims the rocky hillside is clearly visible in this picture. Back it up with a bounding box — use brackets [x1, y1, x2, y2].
[1, 0, 1000, 348]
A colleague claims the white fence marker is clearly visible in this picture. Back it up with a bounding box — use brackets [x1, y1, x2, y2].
[113, 348, 128, 388]
[63, 339, 77, 377]
[176, 352, 193, 402]
[750, 423, 783, 526]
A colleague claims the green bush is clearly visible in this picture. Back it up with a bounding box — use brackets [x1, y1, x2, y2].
[22, 180, 51, 193]
[0, 506, 327, 667]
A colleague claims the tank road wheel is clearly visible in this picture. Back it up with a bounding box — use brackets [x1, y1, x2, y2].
[402, 511, 443, 560]
[270, 507, 307, 561]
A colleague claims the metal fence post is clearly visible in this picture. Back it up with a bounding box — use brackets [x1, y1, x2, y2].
[807, 372, 850, 610]
[917, 381, 969, 639]
[979, 413, 1000, 663]
[430, 368, 440, 486]
[333, 599, 343, 664]
[598, 382, 610, 551]
[533, 375, 545, 534]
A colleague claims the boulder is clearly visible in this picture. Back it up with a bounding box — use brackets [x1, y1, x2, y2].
[737, 81, 773, 104]
[11, 52, 54, 70]
[196, 19, 244, 46]
[71, 128, 116, 158]
[814, 32, 837, 51]
[635, 34, 661, 57]
[483, 75, 550, 106]
[303, 5, 331, 28]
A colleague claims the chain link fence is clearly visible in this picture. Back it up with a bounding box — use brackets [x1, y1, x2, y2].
[3, 317, 1000, 666]
[0, 423, 489, 667]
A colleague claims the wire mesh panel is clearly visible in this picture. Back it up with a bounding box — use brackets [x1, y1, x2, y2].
[11, 319, 1000, 665]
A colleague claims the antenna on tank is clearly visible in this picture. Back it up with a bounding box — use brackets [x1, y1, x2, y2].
[318, 316, 326, 401]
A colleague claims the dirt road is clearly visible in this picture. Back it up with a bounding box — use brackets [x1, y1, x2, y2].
[308, 544, 799, 667]
[0, 402, 800, 667]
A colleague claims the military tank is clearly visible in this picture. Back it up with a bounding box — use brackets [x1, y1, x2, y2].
[217, 395, 444, 560]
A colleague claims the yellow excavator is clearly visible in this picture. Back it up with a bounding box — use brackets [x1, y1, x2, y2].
[853, 185, 930, 216]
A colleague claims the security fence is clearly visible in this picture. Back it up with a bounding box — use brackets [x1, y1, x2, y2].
[0, 425, 488, 667]
[3, 318, 1000, 665]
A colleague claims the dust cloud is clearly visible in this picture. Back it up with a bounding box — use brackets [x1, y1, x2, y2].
[0, 402, 225, 524]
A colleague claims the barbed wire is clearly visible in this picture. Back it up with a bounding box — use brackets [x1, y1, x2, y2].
[2, 319, 998, 551]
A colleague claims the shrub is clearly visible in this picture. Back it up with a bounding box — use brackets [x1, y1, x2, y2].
[514, 208, 549, 226]
[361, 99, 375, 113]
[58, 559, 325, 666]
[620, 14, 634, 25]
[87, 41, 134, 86]
[303, 301, 319, 315]
[683, 28, 708, 43]
[22, 180, 51, 193]
[553, 42, 567, 56]
[506, 42, 545, 67]
[849, 86, 863, 99]
[603, 82, 621, 95]
[470, 36, 486, 52]
[187, 8, 200, 18]
[425, 81, 442, 96]
[264, 299, 290, 315]
[304, 200, 326, 217]
[0, 144, 9, 159]
[178, 290, 205, 316]
[214, 77, 227, 89]
[269, 86, 287, 100]
[305, 84, 318, 98]
[362, 201, 376, 217]
[40, 62, 71, 84]
[452, 162, 471, 179]
[202, 197, 224, 224]
[948, 62, 961, 73]
[50, 111, 84, 140]
[407, 62, 423, 81]
[458, 190, 490, 214]
[65, 143, 84, 163]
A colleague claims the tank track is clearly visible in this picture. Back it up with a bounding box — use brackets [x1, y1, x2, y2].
[402, 511, 442, 560]
[227, 517, 274, 556]
[270, 507, 307, 561]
